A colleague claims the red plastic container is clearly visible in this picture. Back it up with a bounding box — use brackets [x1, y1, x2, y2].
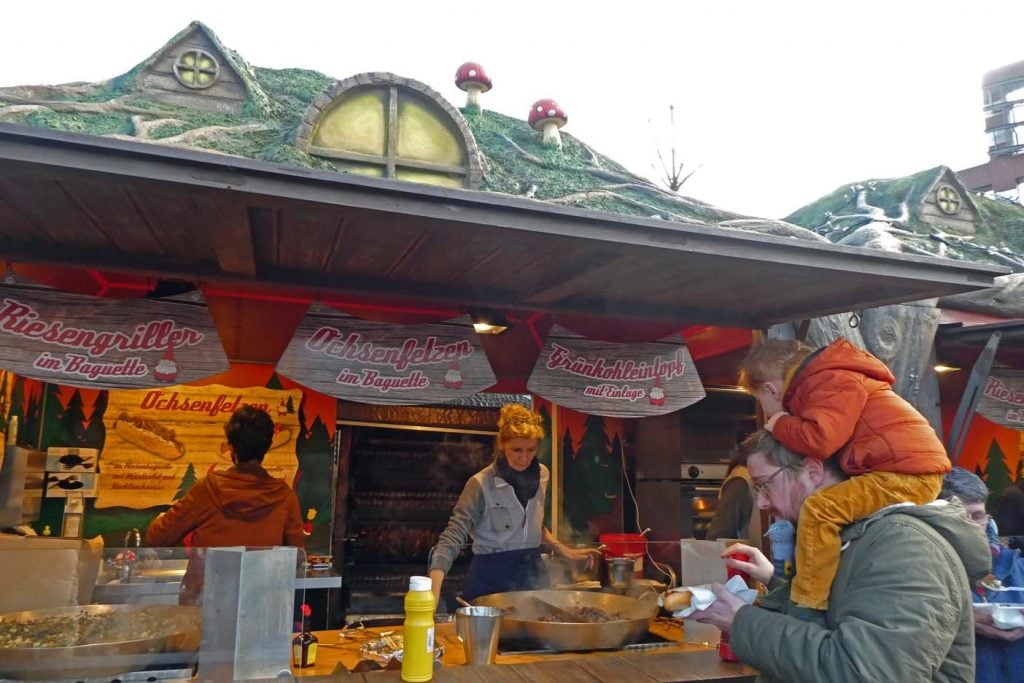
[599, 533, 647, 578]
[719, 552, 750, 662]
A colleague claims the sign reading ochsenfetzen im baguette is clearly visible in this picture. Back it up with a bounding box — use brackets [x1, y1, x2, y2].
[276, 305, 496, 404]
[0, 285, 229, 389]
[527, 325, 705, 417]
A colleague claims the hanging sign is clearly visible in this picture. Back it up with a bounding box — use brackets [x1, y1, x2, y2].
[275, 305, 496, 404]
[0, 285, 229, 389]
[527, 325, 705, 418]
[976, 368, 1024, 430]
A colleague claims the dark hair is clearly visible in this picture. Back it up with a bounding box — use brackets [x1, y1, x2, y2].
[939, 467, 990, 505]
[225, 406, 274, 463]
[738, 430, 845, 477]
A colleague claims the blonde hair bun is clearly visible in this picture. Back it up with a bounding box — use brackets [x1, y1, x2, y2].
[498, 403, 545, 442]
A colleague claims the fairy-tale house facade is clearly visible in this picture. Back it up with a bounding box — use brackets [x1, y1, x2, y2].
[0, 20, 1020, 563]
[132, 22, 267, 114]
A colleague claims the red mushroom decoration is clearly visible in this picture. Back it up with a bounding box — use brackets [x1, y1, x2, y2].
[528, 99, 567, 149]
[455, 62, 492, 109]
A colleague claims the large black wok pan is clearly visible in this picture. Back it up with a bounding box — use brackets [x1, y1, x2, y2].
[472, 589, 657, 651]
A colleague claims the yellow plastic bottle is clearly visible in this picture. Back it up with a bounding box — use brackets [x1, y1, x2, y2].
[401, 575, 436, 682]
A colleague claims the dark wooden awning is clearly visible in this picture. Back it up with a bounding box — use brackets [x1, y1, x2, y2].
[938, 320, 1024, 368]
[0, 123, 1008, 329]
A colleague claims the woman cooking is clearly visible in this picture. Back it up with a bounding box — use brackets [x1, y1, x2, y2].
[428, 403, 594, 604]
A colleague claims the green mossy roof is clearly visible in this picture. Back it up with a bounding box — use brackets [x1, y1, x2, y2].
[1, 22, 1021, 271]
[0, 23, 752, 230]
[784, 166, 1024, 268]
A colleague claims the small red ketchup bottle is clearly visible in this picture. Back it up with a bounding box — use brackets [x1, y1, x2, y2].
[718, 552, 750, 662]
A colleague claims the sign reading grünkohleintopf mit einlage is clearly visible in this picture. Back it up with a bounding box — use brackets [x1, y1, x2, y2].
[275, 304, 496, 404]
[976, 368, 1024, 430]
[0, 285, 229, 389]
[527, 325, 705, 418]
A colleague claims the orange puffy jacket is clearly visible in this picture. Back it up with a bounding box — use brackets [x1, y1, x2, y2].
[772, 339, 950, 475]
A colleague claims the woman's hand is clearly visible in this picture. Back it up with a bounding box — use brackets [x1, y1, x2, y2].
[722, 543, 774, 585]
[429, 569, 445, 606]
[561, 546, 597, 571]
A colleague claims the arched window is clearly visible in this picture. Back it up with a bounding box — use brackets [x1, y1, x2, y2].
[296, 74, 483, 189]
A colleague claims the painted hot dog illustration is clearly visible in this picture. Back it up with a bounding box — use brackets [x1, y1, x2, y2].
[112, 411, 186, 460]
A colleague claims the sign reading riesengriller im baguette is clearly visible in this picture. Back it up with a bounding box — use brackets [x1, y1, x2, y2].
[275, 305, 496, 404]
[0, 285, 229, 389]
[976, 368, 1024, 430]
[527, 325, 705, 418]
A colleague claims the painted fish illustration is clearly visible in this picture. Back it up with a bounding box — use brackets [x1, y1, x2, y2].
[59, 454, 94, 470]
[53, 475, 84, 490]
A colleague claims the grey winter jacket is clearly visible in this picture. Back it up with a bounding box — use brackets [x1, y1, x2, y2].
[731, 499, 991, 683]
[428, 462, 549, 574]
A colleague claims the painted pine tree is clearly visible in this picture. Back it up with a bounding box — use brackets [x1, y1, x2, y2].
[40, 384, 72, 448]
[561, 428, 585, 537]
[983, 439, 1014, 507]
[83, 391, 108, 449]
[576, 414, 618, 520]
[174, 463, 198, 501]
[294, 395, 334, 553]
[63, 389, 88, 446]
[22, 384, 41, 448]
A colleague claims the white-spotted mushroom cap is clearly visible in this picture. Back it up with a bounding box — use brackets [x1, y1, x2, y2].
[528, 99, 567, 130]
[455, 62, 492, 92]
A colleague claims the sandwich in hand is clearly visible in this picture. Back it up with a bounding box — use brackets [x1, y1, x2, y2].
[663, 589, 693, 612]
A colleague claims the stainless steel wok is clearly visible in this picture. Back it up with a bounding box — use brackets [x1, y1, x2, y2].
[472, 589, 658, 651]
[0, 604, 201, 680]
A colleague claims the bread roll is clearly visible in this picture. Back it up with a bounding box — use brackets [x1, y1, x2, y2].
[663, 590, 693, 612]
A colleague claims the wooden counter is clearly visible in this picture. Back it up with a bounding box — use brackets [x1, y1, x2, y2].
[295, 618, 757, 681]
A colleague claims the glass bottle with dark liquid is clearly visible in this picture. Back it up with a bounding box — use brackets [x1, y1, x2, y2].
[292, 604, 318, 668]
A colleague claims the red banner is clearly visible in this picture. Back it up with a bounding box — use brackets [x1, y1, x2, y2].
[275, 305, 496, 404]
[0, 285, 229, 389]
[977, 369, 1024, 430]
[527, 325, 705, 417]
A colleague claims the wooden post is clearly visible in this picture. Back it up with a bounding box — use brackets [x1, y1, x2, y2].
[947, 332, 1002, 465]
[860, 302, 942, 429]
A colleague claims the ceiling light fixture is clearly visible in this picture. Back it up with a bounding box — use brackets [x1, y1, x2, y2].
[469, 308, 509, 335]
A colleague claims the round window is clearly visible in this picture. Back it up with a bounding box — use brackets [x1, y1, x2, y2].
[936, 185, 962, 215]
[173, 49, 221, 90]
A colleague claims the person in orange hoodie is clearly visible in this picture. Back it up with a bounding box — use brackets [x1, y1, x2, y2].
[739, 338, 950, 619]
[147, 405, 304, 604]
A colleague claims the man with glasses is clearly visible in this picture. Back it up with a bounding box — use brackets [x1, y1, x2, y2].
[939, 467, 1024, 683]
[693, 431, 991, 683]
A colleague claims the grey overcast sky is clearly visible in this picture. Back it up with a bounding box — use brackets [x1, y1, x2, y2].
[1, 1, 1021, 219]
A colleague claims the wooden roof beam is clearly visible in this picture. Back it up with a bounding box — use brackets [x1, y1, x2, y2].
[194, 198, 257, 277]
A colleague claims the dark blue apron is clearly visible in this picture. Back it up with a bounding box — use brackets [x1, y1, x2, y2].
[461, 546, 548, 601]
